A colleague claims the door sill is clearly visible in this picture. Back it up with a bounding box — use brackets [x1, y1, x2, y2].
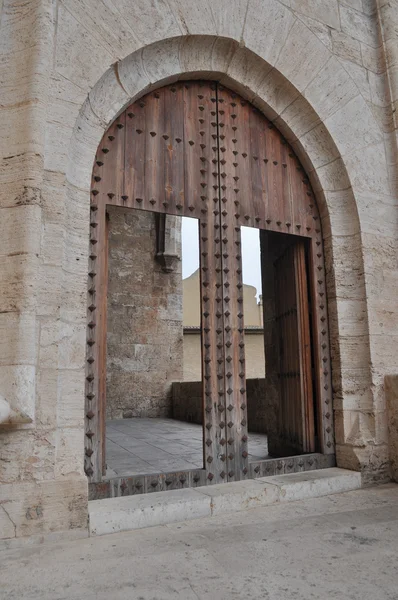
[88, 467, 361, 537]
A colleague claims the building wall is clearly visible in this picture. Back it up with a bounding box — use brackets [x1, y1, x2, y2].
[183, 269, 263, 327]
[183, 331, 265, 381]
[106, 206, 183, 419]
[172, 378, 268, 435]
[0, 0, 398, 542]
[182, 269, 266, 380]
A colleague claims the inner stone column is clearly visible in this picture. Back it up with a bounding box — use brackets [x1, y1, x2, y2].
[106, 207, 183, 419]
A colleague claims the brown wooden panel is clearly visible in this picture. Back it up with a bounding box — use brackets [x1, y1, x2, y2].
[144, 90, 165, 210]
[308, 235, 334, 453]
[85, 112, 125, 481]
[182, 82, 227, 484]
[273, 240, 315, 455]
[217, 86, 249, 481]
[124, 100, 145, 208]
[294, 241, 315, 452]
[87, 81, 335, 489]
[164, 85, 185, 213]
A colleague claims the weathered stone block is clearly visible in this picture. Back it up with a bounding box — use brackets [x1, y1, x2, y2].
[89, 488, 211, 536]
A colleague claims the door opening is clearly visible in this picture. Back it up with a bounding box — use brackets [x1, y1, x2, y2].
[241, 227, 317, 465]
[104, 208, 205, 483]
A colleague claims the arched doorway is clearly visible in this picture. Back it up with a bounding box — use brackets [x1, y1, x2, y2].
[85, 81, 335, 499]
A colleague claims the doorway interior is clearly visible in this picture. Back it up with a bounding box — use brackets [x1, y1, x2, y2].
[85, 81, 335, 499]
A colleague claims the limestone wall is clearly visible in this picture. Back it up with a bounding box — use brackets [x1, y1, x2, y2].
[1, 0, 398, 541]
[106, 207, 183, 420]
[172, 379, 267, 434]
[183, 331, 266, 381]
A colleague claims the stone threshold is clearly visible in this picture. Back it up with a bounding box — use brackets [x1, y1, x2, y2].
[89, 467, 361, 537]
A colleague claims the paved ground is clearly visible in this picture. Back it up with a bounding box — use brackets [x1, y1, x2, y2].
[106, 418, 268, 476]
[2, 484, 398, 599]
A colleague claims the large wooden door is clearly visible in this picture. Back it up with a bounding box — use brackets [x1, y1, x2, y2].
[274, 240, 315, 455]
[86, 81, 334, 498]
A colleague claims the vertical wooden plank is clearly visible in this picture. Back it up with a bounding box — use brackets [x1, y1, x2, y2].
[308, 234, 334, 454]
[184, 82, 202, 216]
[99, 210, 109, 475]
[217, 85, 249, 481]
[144, 90, 164, 212]
[164, 84, 185, 215]
[124, 99, 146, 209]
[181, 81, 225, 484]
[86, 112, 125, 482]
[273, 240, 316, 455]
[248, 107, 268, 225]
[84, 198, 106, 481]
[294, 241, 315, 453]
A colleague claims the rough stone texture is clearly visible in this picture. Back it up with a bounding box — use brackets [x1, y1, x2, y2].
[0, 0, 398, 540]
[172, 378, 268, 436]
[106, 207, 183, 419]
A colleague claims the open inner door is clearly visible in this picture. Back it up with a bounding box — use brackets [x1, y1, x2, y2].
[274, 239, 315, 455]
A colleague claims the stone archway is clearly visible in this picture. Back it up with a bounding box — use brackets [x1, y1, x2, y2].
[85, 80, 338, 497]
[1, 1, 394, 543]
[66, 37, 377, 481]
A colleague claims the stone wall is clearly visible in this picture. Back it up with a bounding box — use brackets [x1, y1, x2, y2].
[1, 0, 398, 541]
[183, 330, 266, 381]
[172, 381, 203, 424]
[172, 379, 267, 434]
[182, 332, 202, 382]
[106, 206, 183, 419]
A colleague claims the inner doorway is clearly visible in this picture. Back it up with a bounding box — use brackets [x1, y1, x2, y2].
[105, 208, 205, 479]
[85, 81, 335, 499]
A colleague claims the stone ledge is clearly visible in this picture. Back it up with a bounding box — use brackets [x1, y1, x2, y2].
[89, 488, 212, 537]
[89, 468, 362, 536]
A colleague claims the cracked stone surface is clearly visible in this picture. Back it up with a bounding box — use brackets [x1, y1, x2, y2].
[1, 484, 398, 599]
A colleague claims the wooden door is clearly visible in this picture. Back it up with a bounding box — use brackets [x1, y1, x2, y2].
[274, 240, 315, 455]
[86, 82, 233, 490]
[86, 81, 334, 498]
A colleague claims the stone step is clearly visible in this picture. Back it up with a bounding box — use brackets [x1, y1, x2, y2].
[89, 467, 362, 537]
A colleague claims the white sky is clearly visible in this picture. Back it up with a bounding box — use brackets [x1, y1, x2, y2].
[181, 218, 262, 300]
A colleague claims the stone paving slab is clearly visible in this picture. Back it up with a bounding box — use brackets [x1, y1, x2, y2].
[3, 485, 398, 600]
[258, 467, 362, 502]
[89, 488, 211, 536]
[106, 417, 268, 476]
[89, 468, 361, 536]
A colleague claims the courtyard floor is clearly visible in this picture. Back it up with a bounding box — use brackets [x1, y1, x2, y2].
[106, 417, 269, 476]
[1, 484, 398, 599]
